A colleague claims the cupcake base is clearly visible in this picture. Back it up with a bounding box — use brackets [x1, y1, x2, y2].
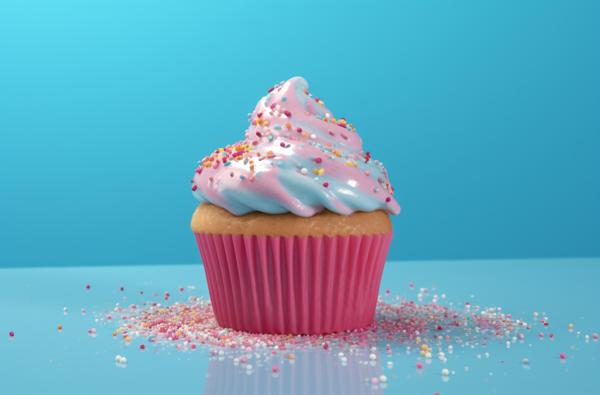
[195, 232, 392, 335]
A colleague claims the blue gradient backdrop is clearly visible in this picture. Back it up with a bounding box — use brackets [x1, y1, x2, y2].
[1, 0, 598, 267]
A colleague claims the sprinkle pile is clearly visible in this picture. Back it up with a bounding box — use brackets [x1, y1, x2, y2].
[99, 290, 585, 355]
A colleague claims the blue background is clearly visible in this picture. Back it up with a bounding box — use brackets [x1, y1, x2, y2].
[1, 0, 598, 267]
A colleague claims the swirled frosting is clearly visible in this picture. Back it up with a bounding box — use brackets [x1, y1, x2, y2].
[191, 77, 400, 217]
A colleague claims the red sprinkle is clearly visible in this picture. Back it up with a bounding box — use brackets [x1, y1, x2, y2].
[314, 157, 323, 164]
[192, 185, 198, 192]
[323, 182, 329, 188]
[140, 344, 146, 350]
[85, 284, 91, 290]
[283, 110, 292, 118]
[385, 197, 391, 202]
[9, 331, 14, 338]
[296, 127, 303, 133]
[559, 352, 567, 360]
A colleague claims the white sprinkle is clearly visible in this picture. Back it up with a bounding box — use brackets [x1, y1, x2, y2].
[441, 368, 450, 376]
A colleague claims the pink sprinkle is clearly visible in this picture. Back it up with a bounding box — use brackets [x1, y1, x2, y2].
[85, 284, 91, 290]
[140, 344, 146, 350]
[323, 182, 329, 188]
[296, 127, 303, 133]
[416, 362, 423, 369]
[164, 292, 170, 301]
[283, 110, 292, 118]
[120, 287, 124, 292]
[385, 197, 391, 203]
[592, 333, 599, 341]
[559, 352, 567, 360]
[314, 157, 323, 164]
[9, 331, 14, 338]
[192, 185, 198, 192]
[271, 365, 280, 374]
[322, 342, 329, 350]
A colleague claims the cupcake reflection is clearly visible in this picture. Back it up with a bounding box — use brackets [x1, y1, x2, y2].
[203, 347, 384, 395]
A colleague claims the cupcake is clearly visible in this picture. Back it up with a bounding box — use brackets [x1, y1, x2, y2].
[191, 77, 400, 335]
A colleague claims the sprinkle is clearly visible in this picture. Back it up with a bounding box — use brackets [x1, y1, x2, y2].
[385, 197, 391, 202]
[323, 182, 329, 188]
[313, 168, 325, 176]
[283, 110, 292, 118]
[416, 362, 423, 369]
[85, 284, 91, 290]
[140, 344, 146, 350]
[441, 368, 450, 376]
[192, 185, 198, 191]
[57, 324, 63, 332]
[300, 168, 308, 175]
[9, 331, 14, 338]
[296, 127, 303, 133]
[559, 352, 567, 360]
[271, 365, 280, 374]
[314, 157, 323, 164]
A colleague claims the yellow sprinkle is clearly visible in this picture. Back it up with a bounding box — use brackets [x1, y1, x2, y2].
[333, 150, 342, 157]
[57, 324, 63, 332]
[313, 168, 325, 176]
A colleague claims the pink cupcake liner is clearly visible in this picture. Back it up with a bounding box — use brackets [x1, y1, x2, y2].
[195, 232, 392, 335]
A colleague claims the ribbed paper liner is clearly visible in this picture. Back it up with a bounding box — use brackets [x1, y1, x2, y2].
[195, 233, 392, 335]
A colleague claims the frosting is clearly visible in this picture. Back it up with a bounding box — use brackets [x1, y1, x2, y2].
[191, 77, 400, 217]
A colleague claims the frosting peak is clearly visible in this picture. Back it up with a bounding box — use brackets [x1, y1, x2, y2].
[192, 77, 400, 217]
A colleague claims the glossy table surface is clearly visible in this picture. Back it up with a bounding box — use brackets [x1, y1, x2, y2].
[1, 258, 599, 395]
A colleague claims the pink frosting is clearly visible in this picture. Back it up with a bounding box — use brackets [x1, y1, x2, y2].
[192, 77, 400, 217]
